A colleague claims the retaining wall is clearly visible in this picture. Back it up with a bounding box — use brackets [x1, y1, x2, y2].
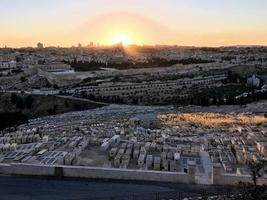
[0, 163, 192, 183]
[0, 163, 263, 186]
[62, 165, 191, 183]
[214, 173, 252, 185]
[0, 163, 54, 176]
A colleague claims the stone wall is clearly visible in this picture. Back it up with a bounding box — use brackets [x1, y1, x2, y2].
[0, 163, 192, 183]
[37, 69, 81, 86]
[1, 163, 265, 186]
[214, 173, 252, 185]
[62, 165, 191, 183]
[0, 163, 55, 176]
[0, 163, 11, 174]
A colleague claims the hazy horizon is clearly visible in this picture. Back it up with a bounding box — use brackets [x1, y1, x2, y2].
[2, 44, 267, 49]
[1, 0, 267, 47]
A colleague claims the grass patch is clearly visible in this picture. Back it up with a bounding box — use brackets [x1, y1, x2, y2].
[159, 113, 267, 128]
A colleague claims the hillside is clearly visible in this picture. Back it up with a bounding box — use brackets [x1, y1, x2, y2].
[0, 93, 105, 130]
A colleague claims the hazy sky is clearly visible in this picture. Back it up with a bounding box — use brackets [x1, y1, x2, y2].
[1, 0, 267, 47]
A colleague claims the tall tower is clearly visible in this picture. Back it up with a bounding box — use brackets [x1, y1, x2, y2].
[37, 42, 44, 49]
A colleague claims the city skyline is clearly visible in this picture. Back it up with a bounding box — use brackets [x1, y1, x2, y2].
[1, 0, 267, 47]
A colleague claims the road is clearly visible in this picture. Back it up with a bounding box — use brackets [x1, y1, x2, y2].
[0, 175, 235, 200]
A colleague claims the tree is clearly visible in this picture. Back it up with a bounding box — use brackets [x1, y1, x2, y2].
[64, 101, 69, 108]
[113, 75, 120, 82]
[25, 95, 34, 109]
[80, 90, 87, 98]
[235, 182, 267, 200]
[11, 93, 18, 104]
[53, 105, 58, 113]
[20, 76, 27, 83]
[248, 160, 266, 186]
[53, 84, 59, 89]
[15, 96, 25, 109]
[88, 94, 96, 100]
[0, 112, 28, 131]
[233, 160, 267, 200]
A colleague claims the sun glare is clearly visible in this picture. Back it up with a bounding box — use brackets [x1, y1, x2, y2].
[112, 34, 132, 46]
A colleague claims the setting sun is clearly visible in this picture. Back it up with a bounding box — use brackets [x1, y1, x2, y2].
[112, 34, 132, 46]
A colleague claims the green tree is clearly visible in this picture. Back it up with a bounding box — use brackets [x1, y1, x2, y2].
[53, 105, 58, 113]
[235, 182, 267, 200]
[81, 90, 87, 98]
[14, 96, 25, 109]
[53, 84, 59, 89]
[25, 95, 34, 109]
[64, 101, 69, 108]
[20, 76, 27, 83]
[10, 93, 18, 104]
[248, 160, 266, 186]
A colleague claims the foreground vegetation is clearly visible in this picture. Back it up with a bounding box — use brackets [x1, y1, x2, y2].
[69, 57, 215, 71]
[0, 93, 104, 130]
[0, 112, 28, 130]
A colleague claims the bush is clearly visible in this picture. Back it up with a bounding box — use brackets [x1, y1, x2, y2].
[64, 101, 69, 108]
[20, 76, 27, 83]
[11, 93, 18, 104]
[25, 95, 34, 109]
[0, 112, 28, 130]
[235, 182, 267, 200]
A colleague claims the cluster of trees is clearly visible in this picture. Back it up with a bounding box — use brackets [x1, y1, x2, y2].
[128, 57, 215, 69]
[20, 76, 27, 83]
[235, 183, 267, 200]
[188, 89, 267, 107]
[224, 70, 247, 84]
[10, 93, 35, 110]
[234, 161, 267, 200]
[68, 57, 215, 71]
[46, 105, 58, 115]
[69, 60, 105, 71]
[221, 56, 237, 61]
[238, 90, 267, 103]
[80, 92, 125, 104]
[77, 86, 267, 107]
[0, 112, 28, 130]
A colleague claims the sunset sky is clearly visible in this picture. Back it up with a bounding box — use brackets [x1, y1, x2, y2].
[1, 0, 267, 47]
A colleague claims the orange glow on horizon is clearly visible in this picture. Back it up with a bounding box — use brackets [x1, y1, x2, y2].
[1, 12, 267, 48]
[112, 34, 132, 46]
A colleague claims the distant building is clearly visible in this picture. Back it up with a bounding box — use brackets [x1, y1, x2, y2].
[247, 74, 261, 88]
[0, 60, 16, 69]
[37, 42, 44, 49]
